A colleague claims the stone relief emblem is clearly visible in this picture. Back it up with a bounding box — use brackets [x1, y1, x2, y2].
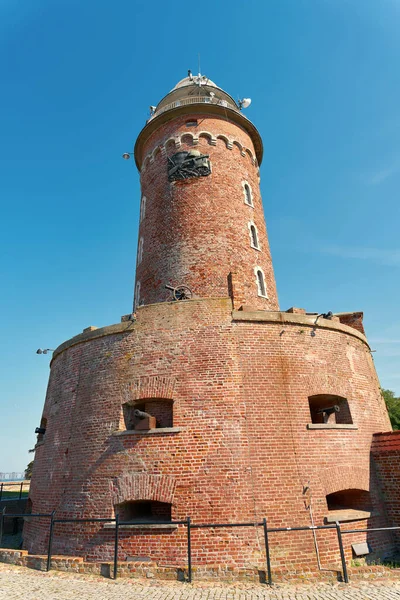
[167, 150, 211, 181]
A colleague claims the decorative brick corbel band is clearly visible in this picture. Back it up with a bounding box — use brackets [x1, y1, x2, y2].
[141, 131, 258, 173]
[111, 472, 176, 505]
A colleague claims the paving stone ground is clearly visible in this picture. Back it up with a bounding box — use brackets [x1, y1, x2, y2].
[1, 564, 400, 600]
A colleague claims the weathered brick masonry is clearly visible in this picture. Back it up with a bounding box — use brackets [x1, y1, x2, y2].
[22, 73, 397, 575]
[371, 431, 400, 545]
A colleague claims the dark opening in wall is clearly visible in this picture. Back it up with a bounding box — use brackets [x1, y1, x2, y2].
[308, 395, 353, 425]
[325, 489, 372, 522]
[327, 489, 371, 512]
[115, 500, 172, 523]
[123, 399, 173, 430]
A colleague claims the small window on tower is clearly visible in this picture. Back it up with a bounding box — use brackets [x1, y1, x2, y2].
[243, 182, 253, 207]
[249, 223, 260, 250]
[134, 281, 141, 310]
[140, 196, 146, 222]
[255, 267, 267, 298]
[138, 238, 144, 265]
[186, 120, 198, 127]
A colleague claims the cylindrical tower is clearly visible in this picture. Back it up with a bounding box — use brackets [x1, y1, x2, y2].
[23, 73, 394, 579]
[133, 74, 279, 310]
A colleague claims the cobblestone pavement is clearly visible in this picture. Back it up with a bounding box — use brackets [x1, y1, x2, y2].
[1, 564, 400, 600]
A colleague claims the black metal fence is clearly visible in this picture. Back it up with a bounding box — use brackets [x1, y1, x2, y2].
[0, 508, 399, 584]
[0, 482, 29, 501]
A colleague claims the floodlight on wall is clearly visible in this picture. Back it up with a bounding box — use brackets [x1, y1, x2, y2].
[36, 349, 54, 355]
[122, 152, 132, 160]
[238, 98, 252, 110]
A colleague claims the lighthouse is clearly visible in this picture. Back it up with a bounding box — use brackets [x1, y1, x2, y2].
[24, 73, 393, 574]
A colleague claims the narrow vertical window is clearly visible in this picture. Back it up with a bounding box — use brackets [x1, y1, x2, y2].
[243, 182, 253, 206]
[134, 281, 141, 310]
[138, 238, 144, 264]
[140, 196, 146, 223]
[255, 267, 267, 298]
[249, 223, 260, 249]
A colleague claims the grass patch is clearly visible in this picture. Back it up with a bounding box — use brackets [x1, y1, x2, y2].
[0, 491, 29, 499]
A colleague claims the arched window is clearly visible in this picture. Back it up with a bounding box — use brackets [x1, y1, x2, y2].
[137, 237, 144, 264]
[243, 182, 253, 207]
[140, 196, 146, 222]
[134, 281, 141, 310]
[255, 268, 267, 298]
[249, 222, 260, 249]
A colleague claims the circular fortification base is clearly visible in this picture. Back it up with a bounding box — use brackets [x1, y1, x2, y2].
[24, 298, 392, 571]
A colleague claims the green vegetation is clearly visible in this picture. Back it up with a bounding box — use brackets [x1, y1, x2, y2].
[0, 491, 29, 499]
[24, 460, 34, 480]
[382, 389, 400, 430]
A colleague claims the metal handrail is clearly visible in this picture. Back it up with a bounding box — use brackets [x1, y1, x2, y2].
[1, 510, 400, 585]
[150, 96, 238, 120]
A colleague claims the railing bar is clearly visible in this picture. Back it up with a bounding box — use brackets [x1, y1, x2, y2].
[267, 525, 336, 533]
[113, 514, 119, 580]
[335, 521, 349, 584]
[263, 518, 272, 586]
[0, 507, 5, 546]
[191, 522, 263, 529]
[342, 526, 400, 534]
[46, 511, 55, 572]
[2, 513, 53, 519]
[187, 517, 192, 583]
[54, 518, 117, 524]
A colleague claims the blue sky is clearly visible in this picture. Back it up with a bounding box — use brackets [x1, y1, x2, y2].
[1, 0, 399, 472]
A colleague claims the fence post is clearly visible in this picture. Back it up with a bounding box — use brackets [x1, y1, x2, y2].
[187, 517, 192, 583]
[262, 518, 272, 585]
[335, 521, 349, 584]
[113, 514, 119, 580]
[0, 483, 3, 502]
[0, 507, 5, 546]
[46, 511, 56, 572]
[19, 482, 23, 500]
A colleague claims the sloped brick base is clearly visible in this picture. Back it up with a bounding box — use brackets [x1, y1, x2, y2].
[1, 548, 400, 583]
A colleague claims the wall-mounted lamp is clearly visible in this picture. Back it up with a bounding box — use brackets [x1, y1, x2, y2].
[36, 349, 54, 355]
[122, 152, 133, 160]
[238, 98, 252, 110]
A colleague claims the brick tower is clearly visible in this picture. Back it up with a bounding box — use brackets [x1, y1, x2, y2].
[134, 73, 278, 311]
[23, 73, 394, 577]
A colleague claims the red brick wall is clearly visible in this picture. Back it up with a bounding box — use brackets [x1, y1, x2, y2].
[135, 114, 279, 311]
[24, 300, 393, 568]
[371, 431, 400, 546]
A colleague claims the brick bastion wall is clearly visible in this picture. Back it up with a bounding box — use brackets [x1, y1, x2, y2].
[23, 298, 393, 571]
[371, 431, 400, 548]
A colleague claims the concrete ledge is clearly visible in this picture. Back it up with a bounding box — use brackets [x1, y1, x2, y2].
[325, 509, 372, 523]
[307, 424, 358, 430]
[103, 523, 178, 530]
[232, 310, 369, 346]
[112, 427, 182, 437]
